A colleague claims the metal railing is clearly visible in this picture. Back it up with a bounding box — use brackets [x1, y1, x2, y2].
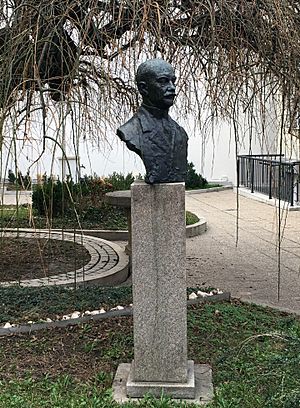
[237, 154, 300, 206]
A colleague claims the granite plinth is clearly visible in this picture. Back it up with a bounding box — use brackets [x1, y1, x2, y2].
[126, 360, 195, 399]
[113, 363, 213, 405]
[130, 181, 187, 383]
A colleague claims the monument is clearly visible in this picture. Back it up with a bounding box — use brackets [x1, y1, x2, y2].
[117, 59, 188, 184]
[113, 59, 213, 404]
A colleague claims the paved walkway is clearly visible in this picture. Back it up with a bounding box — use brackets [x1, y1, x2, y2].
[185, 189, 300, 314]
[0, 189, 32, 205]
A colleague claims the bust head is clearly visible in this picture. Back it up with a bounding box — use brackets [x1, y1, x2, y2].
[136, 59, 176, 110]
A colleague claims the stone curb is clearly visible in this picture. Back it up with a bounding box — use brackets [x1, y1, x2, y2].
[185, 185, 233, 195]
[188, 291, 230, 305]
[3, 292, 298, 337]
[69, 229, 129, 241]
[186, 218, 207, 238]
[0, 292, 231, 337]
[53, 222, 208, 239]
[0, 308, 133, 336]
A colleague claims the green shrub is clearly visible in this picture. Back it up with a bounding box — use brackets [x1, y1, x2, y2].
[7, 169, 31, 189]
[186, 161, 208, 190]
[104, 172, 135, 190]
[77, 204, 127, 229]
[32, 174, 113, 217]
[32, 168, 209, 218]
[32, 172, 137, 218]
[75, 175, 114, 210]
[32, 176, 71, 217]
[186, 210, 199, 225]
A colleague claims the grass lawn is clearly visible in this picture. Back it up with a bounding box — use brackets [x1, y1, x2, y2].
[0, 291, 299, 407]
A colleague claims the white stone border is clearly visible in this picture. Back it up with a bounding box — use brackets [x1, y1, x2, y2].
[0, 292, 231, 336]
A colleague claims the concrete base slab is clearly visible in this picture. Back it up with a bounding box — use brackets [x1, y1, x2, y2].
[112, 363, 213, 405]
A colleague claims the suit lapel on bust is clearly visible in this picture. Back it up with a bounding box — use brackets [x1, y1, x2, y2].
[137, 108, 160, 152]
[138, 107, 155, 133]
[137, 106, 173, 152]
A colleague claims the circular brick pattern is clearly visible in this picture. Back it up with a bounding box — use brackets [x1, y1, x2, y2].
[0, 230, 129, 287]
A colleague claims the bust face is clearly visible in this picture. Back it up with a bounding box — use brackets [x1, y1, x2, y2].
[137, 60, 176, 110]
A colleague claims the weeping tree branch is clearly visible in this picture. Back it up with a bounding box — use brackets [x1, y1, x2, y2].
[0, 0, 299, 132]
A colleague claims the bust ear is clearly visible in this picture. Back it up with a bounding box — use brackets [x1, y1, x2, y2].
[137, 81, 148, 97]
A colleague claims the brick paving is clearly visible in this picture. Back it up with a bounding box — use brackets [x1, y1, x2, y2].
[0, 230, 127, 287]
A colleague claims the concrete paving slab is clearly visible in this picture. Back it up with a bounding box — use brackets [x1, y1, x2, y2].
[186, 190, 300, 314]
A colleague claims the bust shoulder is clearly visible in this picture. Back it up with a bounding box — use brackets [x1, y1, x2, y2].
[117, 113, 139, 136]
[168, 116, 189, 140]
[117, 112, 143, 154]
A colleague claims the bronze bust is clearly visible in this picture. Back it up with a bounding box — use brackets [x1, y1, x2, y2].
[117, 59, 188, 184]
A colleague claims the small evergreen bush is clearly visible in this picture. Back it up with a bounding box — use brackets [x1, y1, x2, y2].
[32, 175, 71, 217]
[7, 169, 16, 185]
[185, 162, 208, 190]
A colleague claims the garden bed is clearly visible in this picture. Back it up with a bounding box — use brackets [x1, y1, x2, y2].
[0, 205, 199, 230]
[0, 237, 90, 281]
[0, 204, 128, 230]
[0, 298, 299, 407]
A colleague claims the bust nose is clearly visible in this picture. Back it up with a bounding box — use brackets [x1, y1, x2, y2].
[168, 81, 175, 90]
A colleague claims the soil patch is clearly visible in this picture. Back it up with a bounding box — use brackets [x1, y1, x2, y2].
[0, 316, 133, 381]
[0, 237, 91, 282]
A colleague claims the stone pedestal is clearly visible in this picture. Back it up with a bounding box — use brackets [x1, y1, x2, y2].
[129, 181, 194, 397]
[112, 181, 213, 404]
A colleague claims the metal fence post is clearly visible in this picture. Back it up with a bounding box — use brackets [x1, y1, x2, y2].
[237, 157, 240, 188]
[251, 160, 254, 193]
[290, 165, 294, 206]
[269, 162, 272, 199]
